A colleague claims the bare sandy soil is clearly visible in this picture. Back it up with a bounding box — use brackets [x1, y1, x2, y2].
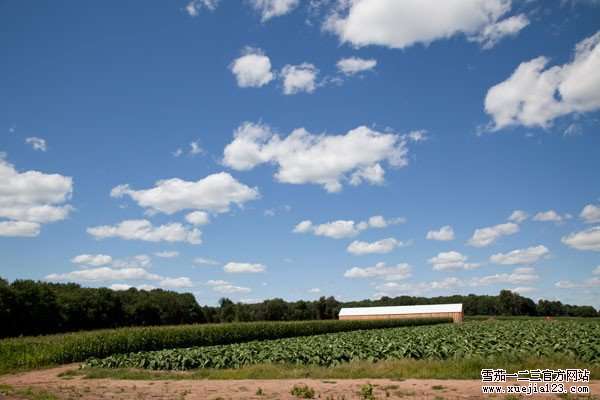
[1, 365, 598, 399]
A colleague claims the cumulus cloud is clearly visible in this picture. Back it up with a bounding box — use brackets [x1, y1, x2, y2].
[489, 245, 549, 265]
[561, 226, 600, 251]
[508, 210, 529, 223]
[344, 262, 411, 281]
[471, 267, 539, 286]
[555, 277, 600, 289]
[485, 31, 600, 130]
[194, 257, 220, 266]
[347, 238, 405, 255]
[0, 158, 73, 236]
[0, 221, 41, 237]
[111, 254, 152, 269]
[428, 251, 480, 271]
[230, 47, 275, 88]
[533, 210, 568, 223]
[249, 0, 299, 21]
[71, 254, 113, 267]
[293, 215, 404, 239]
[374, 267, 540, 297]
[206, 279, 251, 294]
[280, 63, 318, 95]
[336, 57, 377, 75]
[581, 204, 600, 224]
[87, 219, 202, 244]
[111, 172, 259, 214]
[25, 137, 47, 152]
[374, 277, 463, 297]
[159, 277, 193, 288]
[223, 262, 266, 273]
[223, 122, 411, 192]
[426, 225, 455, 241]
[324, 0, 526, 50]
[154, 251, 179, 258]
[185, 211, 210, 226]
[46, 267, 162, 282]
[185, 0, 219, 16]
[467, 222, 519, 247]
[469, 14, 529, 49]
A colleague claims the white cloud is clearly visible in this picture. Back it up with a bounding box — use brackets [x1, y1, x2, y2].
[25, 137, 47, 152]
[533, 210, 567, 223]
[87, 219, 202, 244]
[347, 238, 404, 255]
[0, 221, 40, 237]
[185, 0, 219, 16]
[594, 266, 600, 275]
[407, 130, 427, 142]
[426, 225, 455, 241]
[109, 283, 157, 291]
[561, 226, 600, 251]
[0, 158, 73, 236]
[230, 47, 275, 88]
[185, 211, 210, 226]
[223, 262, 266, 273]
[111, 254, 152, 269]
[71, 254, 113, 267]
[46, 267, 161, 282]
[336, 57, 377, 75]
[194, 257, 220, 266]
[555, 278, 600, 289]
[206, 279, 251, 294]
[485, 31, 600, 130]
[324, 0, 524, 50]
[467, 222, 519, 247]
[250, 0, 299, 21]
[510, 286, 537, 295]
[111, 172, 259, 214]
[154, 251, 179, 258]
[344, 262, 411, 281]
[471, 267, 539, 286]
[508, 210, 528, 223]
[581, 204, 600, 224]
[189, 141, 203, 155]
[173, 148, 183, 157]
[293, 215, 403, 239]
[159, 277, 194, 288]
[374, 277, 463, 297]
[428, 251, 480, 271]
[308, 287, 321, 293]
[223, 122, 410, 192]
[469, 14, 529, 49]
[280, 63, 318, 95]
[489, 245, 549, 265]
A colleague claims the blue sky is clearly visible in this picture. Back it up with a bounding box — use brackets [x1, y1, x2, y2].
[1, 0, 600, 307]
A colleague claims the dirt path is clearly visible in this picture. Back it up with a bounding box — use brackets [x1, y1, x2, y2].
[1, 365, 598, 399]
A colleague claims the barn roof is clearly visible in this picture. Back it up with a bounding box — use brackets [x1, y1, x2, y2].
[338, 303, 463, 316]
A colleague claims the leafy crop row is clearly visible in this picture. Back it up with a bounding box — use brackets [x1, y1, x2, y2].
[0, 317, 448, 373]
[86, 320, 600, 370]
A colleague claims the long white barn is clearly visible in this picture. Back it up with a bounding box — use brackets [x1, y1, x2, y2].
[338, 303, 463, 323]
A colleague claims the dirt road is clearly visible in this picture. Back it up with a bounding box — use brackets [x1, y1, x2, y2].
[1, 365, 598, 399]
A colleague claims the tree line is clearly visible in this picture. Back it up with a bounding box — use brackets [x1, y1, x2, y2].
[0, 277, 597, 338]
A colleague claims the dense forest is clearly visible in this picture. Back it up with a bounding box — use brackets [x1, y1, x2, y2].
[0, 277, 597, 338]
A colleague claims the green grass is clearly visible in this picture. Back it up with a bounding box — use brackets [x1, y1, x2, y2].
[65, 355, 600, 380]
[0, 317, 448, 374]
[0, 384, 59, 400]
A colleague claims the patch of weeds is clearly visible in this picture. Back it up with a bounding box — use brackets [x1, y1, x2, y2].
[291, 384, 316, 399]
[322, 380, 337, 384]
[359, 383, 375, 400]
[393, 389, 416, 398]
[431, 385, 446, 391]
[256, 387, 264, 396]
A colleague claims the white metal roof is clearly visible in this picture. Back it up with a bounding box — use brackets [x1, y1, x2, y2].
[338, 303, 462, 316]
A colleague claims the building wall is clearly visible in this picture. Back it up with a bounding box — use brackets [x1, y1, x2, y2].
[339, 311, 463, 323]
